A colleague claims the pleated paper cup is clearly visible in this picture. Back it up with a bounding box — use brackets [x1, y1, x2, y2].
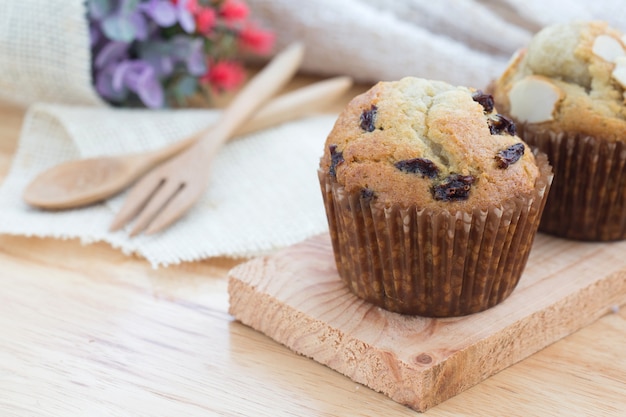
[519, 125, 626, 241]
[318, 153, 552, 317]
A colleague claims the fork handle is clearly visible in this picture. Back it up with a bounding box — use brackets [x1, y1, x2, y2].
[196, 42, 305, 155]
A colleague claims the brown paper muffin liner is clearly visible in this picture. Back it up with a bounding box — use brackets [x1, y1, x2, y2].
[318, 154, 552, 317]
[519, 125, 626, 241]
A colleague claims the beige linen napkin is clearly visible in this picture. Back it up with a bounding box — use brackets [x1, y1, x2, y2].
[0, 0, 103, 107]
[0, 104, 335, 266]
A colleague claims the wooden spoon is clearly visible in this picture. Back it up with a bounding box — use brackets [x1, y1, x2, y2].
[23, 74, 352, 210]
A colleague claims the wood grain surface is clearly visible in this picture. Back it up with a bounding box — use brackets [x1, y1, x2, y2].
[1, 78, 626, 416]
[228, 233, 626, 412]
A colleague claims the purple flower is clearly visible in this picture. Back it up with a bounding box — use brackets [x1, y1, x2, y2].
[118, 61, 164, 108]
[169, 36, 206, 75]
[94, 41, 130, 69]
[140, 0, 195, 32]
[173, 0, 195, 33]
[129, 11, 150, 41]
[97, 59, 164, 108]
[95, 62, 128, 102]
[139, 0, 177, 27]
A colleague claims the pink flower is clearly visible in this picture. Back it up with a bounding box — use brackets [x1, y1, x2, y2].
[220, 0, 249, 22]
[201, 60, 246, 92]
[239, 24, 275, 55]
[195, 7, 216, 34]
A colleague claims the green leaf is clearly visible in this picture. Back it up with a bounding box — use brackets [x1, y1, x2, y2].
[171, 75, 199, 101]
[87, 0, 113, 19]
[102, 14, 136, 43]
[138, 40, 172, 59]
[119, 0, 141, 14]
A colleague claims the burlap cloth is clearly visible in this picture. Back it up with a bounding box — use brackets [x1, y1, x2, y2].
[0, 0, 624, 266]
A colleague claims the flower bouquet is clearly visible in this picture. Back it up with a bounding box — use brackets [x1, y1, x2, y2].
[88, 0, 275, 108]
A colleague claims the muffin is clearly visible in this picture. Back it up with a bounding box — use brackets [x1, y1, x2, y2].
[491, 21, 626, 241]
[318, 77, 552, 317]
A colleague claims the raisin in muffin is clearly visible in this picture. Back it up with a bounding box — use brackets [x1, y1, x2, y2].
[491, 21, 626, 241]
[319, 77, 552, 317]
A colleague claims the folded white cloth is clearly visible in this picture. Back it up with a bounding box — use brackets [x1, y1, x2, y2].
[246, 0, 626, 88]
[1, 0, 626, 266]
[0, 104, 334, 267]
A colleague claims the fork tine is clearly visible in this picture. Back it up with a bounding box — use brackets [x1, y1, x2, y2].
[143, 185, 204, 235]
[128, 180, 184, 236]
[109, 173, 165, 232]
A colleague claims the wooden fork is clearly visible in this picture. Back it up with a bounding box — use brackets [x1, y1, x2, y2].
[109, 43, 304, 236]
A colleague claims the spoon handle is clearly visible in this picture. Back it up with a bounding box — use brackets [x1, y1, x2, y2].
[144, 75, 352, 166]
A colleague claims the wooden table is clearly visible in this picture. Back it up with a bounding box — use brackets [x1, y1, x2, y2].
[1, 78, 625, 416]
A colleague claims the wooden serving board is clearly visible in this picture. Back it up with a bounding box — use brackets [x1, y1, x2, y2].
[227, 233, 626, 412]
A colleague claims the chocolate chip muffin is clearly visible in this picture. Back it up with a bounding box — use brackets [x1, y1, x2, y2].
[491, 21, 626, 241]
[318, 77, 552, 317]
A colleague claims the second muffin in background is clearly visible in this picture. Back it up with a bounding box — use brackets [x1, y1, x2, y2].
[491, 21, 626, 241]
[319, 77, 552, 317]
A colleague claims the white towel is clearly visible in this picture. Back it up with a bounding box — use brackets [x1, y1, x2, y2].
[245, 0, 626, 87]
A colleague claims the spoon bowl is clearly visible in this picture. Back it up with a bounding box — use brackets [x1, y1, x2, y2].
[24, 157, 136, 209]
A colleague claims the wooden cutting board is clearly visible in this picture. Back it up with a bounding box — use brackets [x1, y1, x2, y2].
[227, 232, 626, 412]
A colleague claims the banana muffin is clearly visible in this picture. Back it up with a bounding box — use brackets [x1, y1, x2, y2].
[318, 77, 552, 317]
[491, 21, 626, 241]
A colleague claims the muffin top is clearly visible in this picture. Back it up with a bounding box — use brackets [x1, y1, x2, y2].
[491, 21, 626, 141]
[319, 77, 540, 209]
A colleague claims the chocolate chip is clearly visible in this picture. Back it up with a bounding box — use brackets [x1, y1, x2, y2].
[329, 144, 344, 178]
[395, 158, 439, 178]
[488, 114, 516, 136]
[360, 105, 378, 132]
[472, 91, 494, 113]
[495, 142, 525, 169]
[432, 174, 475, 201]
[360, 187, 375, 200]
